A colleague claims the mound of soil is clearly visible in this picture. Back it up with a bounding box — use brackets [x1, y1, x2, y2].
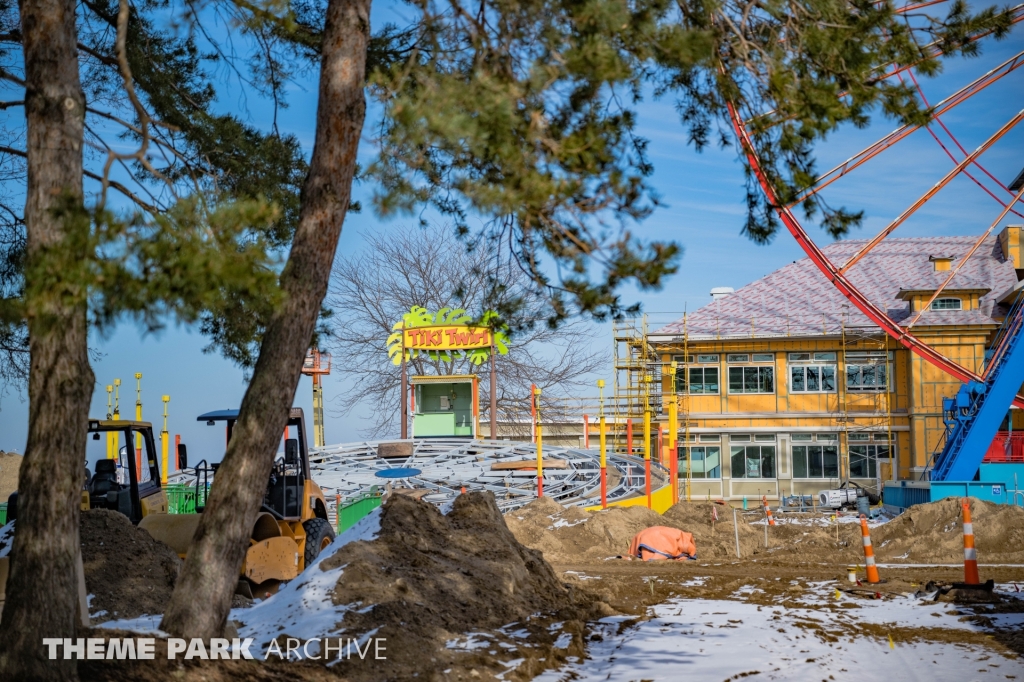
[81, 509, 181, 622]
[872, 497, 1024, 563]
[0, 451, 22, 501]
[318, 492, 604, 681]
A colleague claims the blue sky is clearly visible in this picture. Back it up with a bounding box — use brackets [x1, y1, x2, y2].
[0, 7, 1021, 467]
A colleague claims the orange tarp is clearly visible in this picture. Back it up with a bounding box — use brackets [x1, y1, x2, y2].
[627, 526, 697, 561]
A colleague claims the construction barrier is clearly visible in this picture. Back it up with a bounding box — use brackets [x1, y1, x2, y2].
[165, 484, 208, 514]
[860, 514, 880, 584]
[962, 498, 981, 585]
[337, 490, 383, 533]
[763, 496, 776, 526]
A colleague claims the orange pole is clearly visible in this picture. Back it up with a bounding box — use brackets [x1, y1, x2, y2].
[962, 499, 981, 585]
[174, 434, 180, 470]
[626, 419, 633, 456]
[583, 414, 589, 449]
[860, 514, 881, 583]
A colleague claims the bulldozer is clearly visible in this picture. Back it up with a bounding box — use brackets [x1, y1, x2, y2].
[139, 407, 335, 591]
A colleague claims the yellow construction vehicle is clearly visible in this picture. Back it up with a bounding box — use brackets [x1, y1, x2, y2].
[6, 419, 169, 524]
[140, 407, 335, 590]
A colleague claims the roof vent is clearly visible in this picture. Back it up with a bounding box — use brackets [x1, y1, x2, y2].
[710, 287, 734, 301]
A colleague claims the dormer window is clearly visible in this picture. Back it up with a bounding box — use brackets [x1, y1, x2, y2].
[931, 298, 962, 311]
[929, 255, 955, 272]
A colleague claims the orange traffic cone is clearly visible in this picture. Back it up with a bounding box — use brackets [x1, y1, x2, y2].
[961, 499, 981, 585]
[461, 486, 467, 495]
[860, 514, 880, 584]
[763, 496, 776, 526]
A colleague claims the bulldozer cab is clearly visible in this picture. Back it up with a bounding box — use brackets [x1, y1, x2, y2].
[85, 420, 167, 523]
[197, 408, 323, 522]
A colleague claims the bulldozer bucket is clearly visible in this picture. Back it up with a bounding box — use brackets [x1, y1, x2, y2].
[139, 513, 202, 558]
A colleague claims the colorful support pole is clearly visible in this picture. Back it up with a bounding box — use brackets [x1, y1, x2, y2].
[535, 386, 543, 497]
[134, 373, 143, 478]
[962, 499, 981, 585]
[160, 395, 170, 484]
[643, 407, 652, 509]
[598, 378, 607, 509]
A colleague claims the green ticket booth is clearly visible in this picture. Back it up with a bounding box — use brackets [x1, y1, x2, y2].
[411, 375, 479, 438]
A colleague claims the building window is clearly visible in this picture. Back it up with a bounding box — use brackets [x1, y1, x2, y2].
[730, 444, 776, 479]
[679, 446, 722, 479]
[792, 444, 839, 478]
[791, 433, 813, 442]
[850, 443, 891, 478]
[727, 354, 749, 363]
[845, 352, 890, 392]
[790, 365, 837, 393]
[931, 298, 962, 311]
[752, 353, 774, 362]
[677, 366, 720, 394]
[699, 434, 721, 442]
[728, 366, 775, 394]
[697, 354, 720, 363]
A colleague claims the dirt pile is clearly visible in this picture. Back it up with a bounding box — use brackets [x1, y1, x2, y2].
[872, 497, 1024, 563]
[505, 497, 663, 562]
[0, 451, 22, 501]
[245, 492, 605, 681]
[81, 509, 181, 622]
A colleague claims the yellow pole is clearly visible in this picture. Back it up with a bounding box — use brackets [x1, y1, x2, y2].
[110, 378, 121, 459]
[161, 395, 170, 484]
[598, 379, 607, 509]
[643, 374, 652, 509]
[669, 362, 678, 505]
[105, 384, 114, 459]
[534, 386, 543, 497]
[135, 373, 143, 478]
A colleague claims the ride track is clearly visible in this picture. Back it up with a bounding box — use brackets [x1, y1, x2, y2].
[724, 2, 1024, 406]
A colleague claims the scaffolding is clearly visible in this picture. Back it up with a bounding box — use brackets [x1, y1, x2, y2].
[839, 320, 895, 493]
[612, 317, 662, 455]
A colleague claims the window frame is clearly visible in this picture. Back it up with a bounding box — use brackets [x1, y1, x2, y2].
[849, 443, 892, 479]
[792, 443, 840, 479]
[931, 297, 962, 311]
[676, 365, 721, 395]
[729, 443, 777, 479]
[728, 365, 775, 394]
[789, 363, 837, 393]
[678, 445, 723, 479]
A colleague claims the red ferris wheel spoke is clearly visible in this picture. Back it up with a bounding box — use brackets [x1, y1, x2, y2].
[792, 50, 1024, 207]
[725, 98, 1024, 409]
[839, 110, 1024, 274]
[905, 184, 1024, 329]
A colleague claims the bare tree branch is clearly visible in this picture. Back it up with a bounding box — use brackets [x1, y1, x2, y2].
[325, 224, 607, 439]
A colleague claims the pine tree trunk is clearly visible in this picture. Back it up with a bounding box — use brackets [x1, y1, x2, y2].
[159, 0, 370, 639]
[0, 0, 90, 678]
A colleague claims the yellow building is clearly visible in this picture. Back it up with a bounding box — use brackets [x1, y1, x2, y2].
[616, 229, 1023, 502]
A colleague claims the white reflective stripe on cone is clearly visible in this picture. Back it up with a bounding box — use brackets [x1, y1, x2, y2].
[965, 548, 978, 560]
[963, 523, 974, 535]
[862, 536, 872, 547]
[865, 556, 876, 565]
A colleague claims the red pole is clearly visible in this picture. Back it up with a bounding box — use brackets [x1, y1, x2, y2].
[174, 434, 181, 470]
[600, 468, 607, 508]
[583, 414, 589, 449]
[626, 419, 633, 456]
[669, 440, 678, 505]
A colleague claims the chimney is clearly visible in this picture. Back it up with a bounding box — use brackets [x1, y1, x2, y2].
[710, 287, 734, 301]
[999, 225, 1022, 268]
[929, 255, 954, 272]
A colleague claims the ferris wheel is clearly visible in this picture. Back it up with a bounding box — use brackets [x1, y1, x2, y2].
[727, 2, 1024, 407]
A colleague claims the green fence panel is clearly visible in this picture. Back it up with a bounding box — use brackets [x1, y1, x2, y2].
[337, 491, 382, 533]
[0, 502, 6, 525]
[165, 484, 208, 514]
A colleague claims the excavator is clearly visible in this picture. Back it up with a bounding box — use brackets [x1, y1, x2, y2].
[140, 407, 335, 590]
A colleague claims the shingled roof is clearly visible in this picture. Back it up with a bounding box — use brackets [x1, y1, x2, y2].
[654, 236, 1018, 340]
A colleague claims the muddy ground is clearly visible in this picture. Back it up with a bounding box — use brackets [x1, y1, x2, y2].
[74, 495, 1024, 681]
